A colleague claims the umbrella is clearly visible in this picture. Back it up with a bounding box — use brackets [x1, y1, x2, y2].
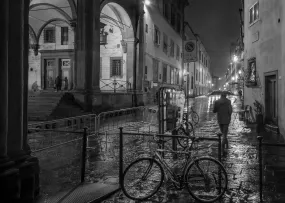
[208, 90, 234, 96]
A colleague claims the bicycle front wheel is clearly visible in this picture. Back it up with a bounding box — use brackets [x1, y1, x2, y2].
[185, 157, 228, 202]
[177, 122, 195, 148]
[191, 112, 199, 125]
[122, 158, 164, 201]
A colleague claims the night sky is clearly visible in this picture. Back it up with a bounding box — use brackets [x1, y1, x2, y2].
[185, 0, 242, 78]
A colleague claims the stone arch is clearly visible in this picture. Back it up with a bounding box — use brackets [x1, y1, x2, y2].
[67, 0, 77, 19]
[100, 1, 136, 40]
[29, 3, 72, 21]
[29, 25, 37, 44]
[100, 2, 136, 92]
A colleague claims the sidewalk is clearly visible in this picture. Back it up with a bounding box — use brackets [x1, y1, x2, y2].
[101, 97, 285, 203]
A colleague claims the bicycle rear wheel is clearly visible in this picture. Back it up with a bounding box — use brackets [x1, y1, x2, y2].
[177, 122, 195, 148]
[122, 158, 164, 201]
[185, 157, 228, 202]
[191, 112, 199, 125]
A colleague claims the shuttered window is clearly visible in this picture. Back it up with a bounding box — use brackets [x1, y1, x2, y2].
[61, 27, 69, 45]
[110, 57, 122, 77]
[44, 27, 55, 43]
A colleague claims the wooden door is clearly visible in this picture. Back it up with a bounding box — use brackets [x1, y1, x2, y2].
[265, 75, 277, 124]
[44, 59, 56, 89]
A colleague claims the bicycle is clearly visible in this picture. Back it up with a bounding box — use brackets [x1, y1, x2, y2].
[121, 134, 228, 202]
[176, 117, 195, 149]
[184, 107, 199, 126]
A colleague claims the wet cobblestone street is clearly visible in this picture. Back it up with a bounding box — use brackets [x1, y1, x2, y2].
[100, 95, 285, 203]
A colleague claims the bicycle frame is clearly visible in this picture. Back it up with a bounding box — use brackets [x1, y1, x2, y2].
[151, 138, 198, 189]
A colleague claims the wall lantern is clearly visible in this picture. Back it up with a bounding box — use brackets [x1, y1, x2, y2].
[121, 40, 127, 53]
[100, 22, 108, 45]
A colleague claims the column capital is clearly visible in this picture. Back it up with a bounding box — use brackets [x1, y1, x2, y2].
[69, 19, 77, 29]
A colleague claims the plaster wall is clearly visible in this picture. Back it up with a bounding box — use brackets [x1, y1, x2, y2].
[244, 0, 285, 136]
[143, 3, 183, 86]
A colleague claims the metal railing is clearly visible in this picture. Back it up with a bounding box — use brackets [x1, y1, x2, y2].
[30, 127, 88, 202]
[117, 127, 223, 185]
[100, 79, 131, 93]
[257, 136, 285, 203]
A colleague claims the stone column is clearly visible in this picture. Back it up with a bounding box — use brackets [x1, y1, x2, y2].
[0, 0, 9, 161]
[137, 4, 145, 92]
[7, 1, 37, 202]
[70, 20, 77, 90]
[125, 39, 135, 89]
[76, 0, 101, 111]
[0, 1, 22, 202]
[7, 1, 25, 158]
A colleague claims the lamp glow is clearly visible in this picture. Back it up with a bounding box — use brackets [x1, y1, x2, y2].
[233, 55, 238, 62]
[238, 70, 242, 74]
[145, 0, 150, 5]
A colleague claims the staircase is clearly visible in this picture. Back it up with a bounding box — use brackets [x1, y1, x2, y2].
[28, 91, 64, 121]
[28, 91, 87, 121]
[49, 93, 87, 119]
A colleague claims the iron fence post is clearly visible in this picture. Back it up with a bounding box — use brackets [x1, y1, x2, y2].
[119, 127, 123, 186]
[81, 127, 88, 183]
[217, 133, 222, 194]
[257, 136, 263, 203]
[217, 133, 222, 163]
[172, 129, 178, 160]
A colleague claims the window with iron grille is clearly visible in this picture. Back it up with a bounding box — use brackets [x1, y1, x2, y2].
[110, 57, 122, 77]
[163, 1, 169, 20]
[154, 25, 161, 46]
[176, 13, 181, 33]
[61, 27, 68, 45]
[176, 70, 180, 84]
[163, 33, 168, 54]
[249, 2, 259, 24]
[176, 45, 180, 60]
[171, 6, 176, 27]
[44, 27, 55, 43]
[170, 67, 174, 84]
[153, 59, 159, 82]
[162, 64, 167, 83]
[170, 39, 174, 57]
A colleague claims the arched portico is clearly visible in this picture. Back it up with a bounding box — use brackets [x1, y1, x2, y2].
[100, 3, 136, 92]
[0, 0, 143, 200]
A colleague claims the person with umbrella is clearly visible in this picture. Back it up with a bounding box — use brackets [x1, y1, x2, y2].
[213, 91, 233, 156]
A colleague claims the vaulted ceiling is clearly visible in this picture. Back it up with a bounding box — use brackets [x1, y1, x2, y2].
[29, 0, 77, 44]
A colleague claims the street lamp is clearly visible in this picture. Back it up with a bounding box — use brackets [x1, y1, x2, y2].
[238, 70, 242, 74]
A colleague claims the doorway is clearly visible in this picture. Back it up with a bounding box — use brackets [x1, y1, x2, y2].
[265, 72, 278, 125]
[44, 59, 56, 89]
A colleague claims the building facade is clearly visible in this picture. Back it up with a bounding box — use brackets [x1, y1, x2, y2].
[142, 0, 189, 104]
[243, 0, 285, 136]
[184, 25, 212, 97]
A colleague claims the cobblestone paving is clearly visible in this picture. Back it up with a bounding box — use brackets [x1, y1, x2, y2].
[99, 96, 285, 202]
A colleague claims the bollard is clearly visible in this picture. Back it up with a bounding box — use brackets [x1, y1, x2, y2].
[217, 133, 222, 194]
[172, 129, 178, 160]
[81, 127, 88, 183]
[119, 127, 123, 186]
[257, 136, 263, 203]
[217, 133, 222, 163]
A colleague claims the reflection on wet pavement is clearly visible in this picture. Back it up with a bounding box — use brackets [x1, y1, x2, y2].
[100, 95, 285, 203]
